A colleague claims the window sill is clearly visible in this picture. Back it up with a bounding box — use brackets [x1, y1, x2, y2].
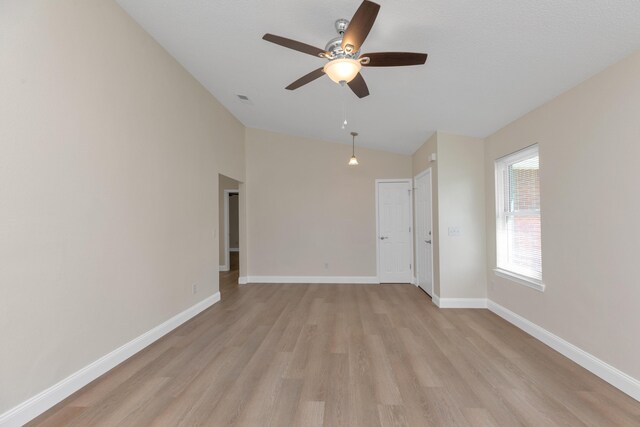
[493, 269, 545, 292]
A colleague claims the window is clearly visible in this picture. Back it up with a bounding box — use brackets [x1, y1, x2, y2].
[495, 145, 544, 291]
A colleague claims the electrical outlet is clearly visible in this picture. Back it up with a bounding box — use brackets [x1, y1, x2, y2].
[448, 226, 461, 237]
[192, 283, 198, 294]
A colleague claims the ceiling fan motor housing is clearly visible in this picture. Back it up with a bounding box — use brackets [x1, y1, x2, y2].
[323, 19, 359, 60]
[335, 18, 349, 34]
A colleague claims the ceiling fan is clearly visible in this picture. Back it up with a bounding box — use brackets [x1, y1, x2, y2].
[262, 0, 428, 98]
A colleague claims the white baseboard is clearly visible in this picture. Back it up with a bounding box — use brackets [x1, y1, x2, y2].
[245, 276, 380, 284]
[238, 276, 247, 285]
[432, 294, 440, 306]
[0, 292, 221, 427]
[488, 300, 640, 402]
[435, 297, 487, 308]
[219, 265, 229, 272]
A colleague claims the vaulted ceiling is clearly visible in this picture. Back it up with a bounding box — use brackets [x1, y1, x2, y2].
[117, 0, 640, 154]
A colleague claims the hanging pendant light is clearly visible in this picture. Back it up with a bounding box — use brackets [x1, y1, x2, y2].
[348, 132, 359, 166]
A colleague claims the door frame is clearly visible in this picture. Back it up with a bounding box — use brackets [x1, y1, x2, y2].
[375, 179, 414, 284]
[414, 168, 434, 296]
[222, 189, 239, 272]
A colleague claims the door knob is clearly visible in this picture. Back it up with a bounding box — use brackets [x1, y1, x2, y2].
[380, 236, 389, 240]
[425, 240, 431, 244]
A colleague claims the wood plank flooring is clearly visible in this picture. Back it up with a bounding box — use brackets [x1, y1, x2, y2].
[29, 264, 640, 426]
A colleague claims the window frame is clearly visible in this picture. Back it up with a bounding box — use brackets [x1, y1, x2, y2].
[494, 144, 545, 292]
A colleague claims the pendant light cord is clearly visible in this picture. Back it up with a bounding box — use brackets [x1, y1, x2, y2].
[351, 132, 358, 155]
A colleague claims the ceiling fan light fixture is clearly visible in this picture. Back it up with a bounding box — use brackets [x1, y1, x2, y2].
[263, 0, 428, 98]
[323, 58, 362, 84]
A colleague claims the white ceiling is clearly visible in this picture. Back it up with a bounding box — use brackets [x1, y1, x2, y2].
[117, 0, 640, 154]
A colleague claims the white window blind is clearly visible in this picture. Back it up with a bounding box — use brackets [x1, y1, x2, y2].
[495, 145, 542, 284]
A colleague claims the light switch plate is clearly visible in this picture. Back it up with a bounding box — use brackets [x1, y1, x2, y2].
[448, 226, 461, 237]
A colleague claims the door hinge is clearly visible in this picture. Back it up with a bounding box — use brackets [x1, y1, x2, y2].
[409, 226, 412, 232]
[410, 263, 412, 270]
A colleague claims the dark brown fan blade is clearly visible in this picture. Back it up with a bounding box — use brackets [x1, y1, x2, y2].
[347, 73, 369, 98]
[285, 68, 325, 90]
[263, 34, 327, 57]
[341, 1, 380, 54]
[361, 52, 428, 67]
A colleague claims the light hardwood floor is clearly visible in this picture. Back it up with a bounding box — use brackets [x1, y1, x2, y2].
[29, 262, 639, 426]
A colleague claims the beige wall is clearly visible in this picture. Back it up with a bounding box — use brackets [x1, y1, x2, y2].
[437, 133, 486, 298]
[245, 128, 412, 277]
[412, 132, 486, 298]
[485, 51, 640, 380]
[0, 0, 244, 413]
[412, 133, 437, 176]
[218, 174, 239, 265]
[411, 133, 440, 294]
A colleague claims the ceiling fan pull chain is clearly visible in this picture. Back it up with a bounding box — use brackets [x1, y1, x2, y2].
[342, 84, 348, 129]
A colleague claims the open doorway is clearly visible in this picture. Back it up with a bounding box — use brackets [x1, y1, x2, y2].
[219, 174, 240, 279]
[223, 190, 239, 271]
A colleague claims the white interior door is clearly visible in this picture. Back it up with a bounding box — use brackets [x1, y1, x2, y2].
[415, 170, 433, 295]
[377, 180, 413, 283]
